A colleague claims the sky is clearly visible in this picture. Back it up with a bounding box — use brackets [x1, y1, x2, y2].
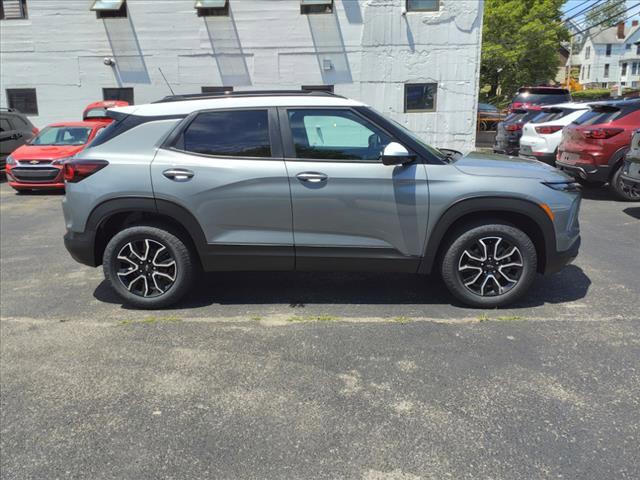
[562, 0, 640, 28]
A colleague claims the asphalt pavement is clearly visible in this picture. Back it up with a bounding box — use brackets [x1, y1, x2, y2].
[1, 181, 639, 479]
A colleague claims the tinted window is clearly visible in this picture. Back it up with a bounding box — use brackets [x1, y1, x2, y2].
[405, 83, 437, 112]
[0, 117, 12, 132]
[513, 93, 570, 104]
[573, 108, 633, 126]
[183, 110, 271, 157]
[288, 109, 392, 161]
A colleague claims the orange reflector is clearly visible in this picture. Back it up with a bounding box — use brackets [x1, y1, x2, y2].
[539, 203, 555, 222]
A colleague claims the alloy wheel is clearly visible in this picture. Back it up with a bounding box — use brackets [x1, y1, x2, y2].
[457, 236, 524, 297]
[116, 239, 177, 298]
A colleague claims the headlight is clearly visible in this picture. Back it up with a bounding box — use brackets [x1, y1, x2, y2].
[542, 181, 581, 192]
[6, 155, 17, 166]
[52, 156, 74, 166]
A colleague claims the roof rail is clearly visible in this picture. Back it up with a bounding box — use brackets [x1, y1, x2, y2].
[0, 107, 17, 112]
[152, 89, 344, 104]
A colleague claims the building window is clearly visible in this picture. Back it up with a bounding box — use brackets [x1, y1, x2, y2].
[637, 44, 640, 55]
[626, 43, 632, 51]
[91, 0, 127, 19]
[181, 110, 271, 158]
[404, 83, 437, 112]
[605, 44, 612, 56]
[103, 87, 134, 104]
[604, 64, 610, 78]
[580, 66, 584, 80]
[406, 0, 439, 12]
[300, 0, 333, 15]
[587, 65, 591, 78]
[195, 0, 229, 17]
[632, 62, 638, 76]
[585, 46, 590, 59]
[201, 86, 234, 94]
[302, 85, 334, 93]
[6, 88, 38, 115]
[1, 0, 28, 19]
[622, 63, 628, 76]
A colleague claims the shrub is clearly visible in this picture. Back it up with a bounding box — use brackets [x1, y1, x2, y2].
[571, 89, 611, 101]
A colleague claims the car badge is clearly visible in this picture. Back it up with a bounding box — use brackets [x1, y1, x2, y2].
[30, 160, 39, 165]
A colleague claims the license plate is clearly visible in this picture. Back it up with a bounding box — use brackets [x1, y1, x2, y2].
[561, 152, 579, 163]
[520, 145, 532, 154]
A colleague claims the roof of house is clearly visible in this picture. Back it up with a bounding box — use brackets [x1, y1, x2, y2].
[588, 23, 640, 44]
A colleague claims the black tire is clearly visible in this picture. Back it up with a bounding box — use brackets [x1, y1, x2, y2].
[441, 223, 537, 308]
[576, 178, 605, 188]
[610, 163, 640, 202]
[103, 224, 196, 309]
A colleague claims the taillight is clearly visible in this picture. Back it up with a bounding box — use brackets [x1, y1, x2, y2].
[63, 160, 108, 183]
[581, 128, 623, 139]
[535, 125, 563, 135]
[505, 124, 522, 132]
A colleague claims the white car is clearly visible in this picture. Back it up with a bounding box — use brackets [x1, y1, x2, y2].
[519, 102, 590, 165]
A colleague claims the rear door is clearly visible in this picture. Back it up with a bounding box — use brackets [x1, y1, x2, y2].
[280, 107, 429, 271]
[151, 108, 294, 270]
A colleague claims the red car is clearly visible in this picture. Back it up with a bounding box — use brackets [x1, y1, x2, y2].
[83, 100, 129, 121]
[509, 86, 571, 112]
[556, 99, 640, 201]
[5, 121, 110, 192]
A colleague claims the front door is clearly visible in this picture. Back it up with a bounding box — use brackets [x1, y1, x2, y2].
[280, 108, 429, 271]
[151, 108, 294, 270]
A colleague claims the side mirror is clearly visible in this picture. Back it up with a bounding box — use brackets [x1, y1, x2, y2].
[381, 142, 415, 165]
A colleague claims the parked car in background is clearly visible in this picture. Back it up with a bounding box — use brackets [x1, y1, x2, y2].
[519, 102, 591, 165]
[509, 87, 571, 112]
[620, 129, 640, 199]
[5, 121, 109, 192]
[0, 108, 39, 172]
[493, 108, 542, 156]
[477, 103, 506, 131]
[83, 100, 129, 122]
[556, 99, 640, 201]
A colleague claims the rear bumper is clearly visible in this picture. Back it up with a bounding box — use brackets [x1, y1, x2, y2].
[64, 229, 98, 267]
[555, 161, 610, 182]
[521, 152, 556, 165]
[545, 235, 580, 275]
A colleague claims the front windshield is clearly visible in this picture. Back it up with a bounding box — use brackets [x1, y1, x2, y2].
[385, 117, 448, 162]
[31, 126, 92, 146]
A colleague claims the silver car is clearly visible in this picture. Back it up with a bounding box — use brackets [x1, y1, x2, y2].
[62, 91, 581, 309]
[620, 129, 640, 199]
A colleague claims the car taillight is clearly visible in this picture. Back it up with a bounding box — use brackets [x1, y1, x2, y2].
[505, 124, 522, 132]
[63, 160, 108, 183]
[581, 128, 624, 139]
[535, 125, 563, 135]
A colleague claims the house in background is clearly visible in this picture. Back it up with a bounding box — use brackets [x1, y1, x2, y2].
[577, 20, 640, 90]
[0, 0, 484, 152]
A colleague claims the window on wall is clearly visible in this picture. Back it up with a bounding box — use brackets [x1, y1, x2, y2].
[406, 0, 439, 12]
[605, 44, 612, 56]
[91, 0, 127, 19]
[300, 0, 333, 15]
[587, 65, 591, 78]
[201, 86, 234, 94]
[622, 63, 628, 76]
[604, 64, 610, 78]
[182, 110, 271, 158]
[633, 62, 638, 76]
[404, 83, 437, 112]
[301, 85, 334, 93]
[103, 87, 134, 104]
[1, 0, 28, 19]
[6, 88, 38, 115]
[637, 44, 640, 55]
[585, 46, 590, 59]
[287, 109, 393, 161]
[195, 0, 229, 17]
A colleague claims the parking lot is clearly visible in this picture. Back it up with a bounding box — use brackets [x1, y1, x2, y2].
[1, 180, 639, 478]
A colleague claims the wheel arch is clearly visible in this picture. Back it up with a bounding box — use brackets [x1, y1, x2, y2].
[607, 146, 630, 177]
[418, 196, 556, 275]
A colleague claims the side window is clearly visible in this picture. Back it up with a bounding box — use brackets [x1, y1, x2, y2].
[0, 117, 12, 132]
[182, 110, 271, 158]
[287, 109, 392, 161]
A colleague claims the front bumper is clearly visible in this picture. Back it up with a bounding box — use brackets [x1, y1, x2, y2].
[545, 235, 581, 275]
[555, 161, 610, 183]
[6, 166, 65, 189]
[64, 229, 98, 267]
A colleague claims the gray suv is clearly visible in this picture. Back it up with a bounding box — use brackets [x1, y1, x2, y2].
[0, 108, 38, 171]
[62, 91, 581, 309]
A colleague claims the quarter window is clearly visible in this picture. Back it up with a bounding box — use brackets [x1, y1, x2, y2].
[0, 117, 12, 132]
[404, 83, 437, 112]
[406, 0, 439, 11]
[103, 87, 134, 104]
[182, 110, 271, 158]
[287, 109, 392, 161]
[6, 88, 38, 115]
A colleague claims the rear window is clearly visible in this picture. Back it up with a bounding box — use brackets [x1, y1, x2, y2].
[181, 110, 271, 158]
[529, 108, 577, 124]
[84, 107, 109, 119]
[573, 107, 634, 126]
[513, 93, 570, 104]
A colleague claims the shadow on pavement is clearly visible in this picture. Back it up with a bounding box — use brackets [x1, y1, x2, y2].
[623, 207, 640, 220]
[93, 265, 591, 311]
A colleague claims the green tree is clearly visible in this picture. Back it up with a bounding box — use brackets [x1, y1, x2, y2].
[585, 0, 626, 28]
[481, 0, 569, 104]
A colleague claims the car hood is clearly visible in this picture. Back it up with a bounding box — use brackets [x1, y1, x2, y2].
[10, 144, 86, 160]
[454, 152, 571, 181]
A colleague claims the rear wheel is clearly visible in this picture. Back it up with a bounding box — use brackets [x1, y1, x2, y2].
[103, 225, 195, 308]
[441, 224, 537, 308]
[610, 163, 640, 201]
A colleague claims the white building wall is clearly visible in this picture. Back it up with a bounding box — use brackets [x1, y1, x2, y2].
[0, 0, 483, 152]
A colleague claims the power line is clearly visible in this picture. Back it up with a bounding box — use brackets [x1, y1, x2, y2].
[570, 2, 640, 37]
[563, 0, 606, 23]
[562, 0, 594, 17]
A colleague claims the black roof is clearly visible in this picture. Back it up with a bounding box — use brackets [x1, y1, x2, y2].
[153, 89, 343, 104]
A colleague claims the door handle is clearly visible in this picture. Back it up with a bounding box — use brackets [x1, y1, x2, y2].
[163, 168, 194, 182]
[296, 172, 328, 183]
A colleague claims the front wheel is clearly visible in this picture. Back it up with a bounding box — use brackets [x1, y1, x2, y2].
[610, 163, 640, 201]
[441, 224, 537, 308]
[103, 225, 196, 309]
